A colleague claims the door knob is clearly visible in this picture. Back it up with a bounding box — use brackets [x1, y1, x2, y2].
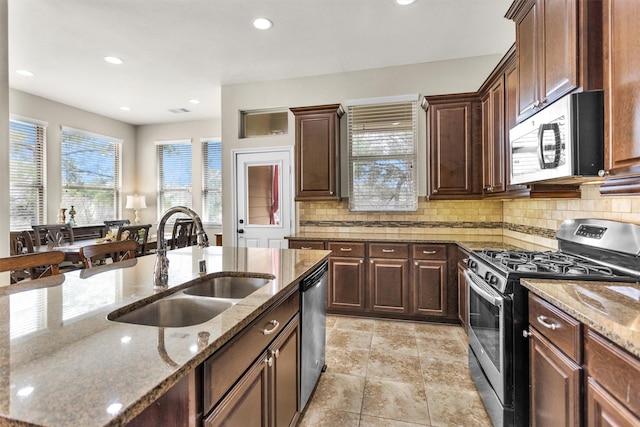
[238, 229, 244, 234]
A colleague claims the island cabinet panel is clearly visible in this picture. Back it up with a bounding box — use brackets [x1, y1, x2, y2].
[205, 316, 300, 427]
[203, 288, 299, 415]
[327, 242, 366, 312]
[290, 104, 344, 201]
[599, 0, 640, 194]
[127, 368, 202, 427]
[585, 329, 640, 424]
[423, 94, 482, 199]
[528, 294, 582, 427]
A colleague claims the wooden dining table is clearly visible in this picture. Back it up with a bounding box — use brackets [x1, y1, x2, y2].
[34, 235, 163, 263]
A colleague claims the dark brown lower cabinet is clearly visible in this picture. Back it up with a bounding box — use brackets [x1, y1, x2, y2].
[369, 257, 409, 314]
[328, 256, 366, 312]
[529, 329, 582, 427]
[204, 316, 300, 427]
[411, 259, 447, 317]
[587, 377, 639, 427]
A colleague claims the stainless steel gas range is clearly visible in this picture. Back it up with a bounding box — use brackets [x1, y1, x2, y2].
[463, 219, 640, 427]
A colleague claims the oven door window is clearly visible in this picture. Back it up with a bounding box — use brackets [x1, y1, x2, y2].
[469, 289, 501, 369]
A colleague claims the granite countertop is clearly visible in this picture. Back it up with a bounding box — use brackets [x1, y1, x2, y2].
[521, 278, 640, 358]
[0, 246, 330, 427]
[286, 231, 551, 252]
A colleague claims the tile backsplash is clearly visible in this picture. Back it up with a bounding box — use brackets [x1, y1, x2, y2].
[298, 183, 640, 250]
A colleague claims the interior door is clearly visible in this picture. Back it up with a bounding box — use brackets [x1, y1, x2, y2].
[234, 148, 293, 248]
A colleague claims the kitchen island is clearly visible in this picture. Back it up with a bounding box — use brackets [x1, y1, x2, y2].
[0, 246, 330, 426]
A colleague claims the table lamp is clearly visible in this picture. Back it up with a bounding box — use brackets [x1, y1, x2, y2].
[126, 194, 147, 225]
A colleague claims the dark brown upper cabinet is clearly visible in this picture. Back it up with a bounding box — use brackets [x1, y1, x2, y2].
[599, 0, 640, 195]
[290, 104, 344, 201]
[422, 93, 483, 199]
[506, 0, 603, 123]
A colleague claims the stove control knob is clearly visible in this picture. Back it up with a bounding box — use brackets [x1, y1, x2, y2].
[468, 259, 478, 270]
[485, 272, 498, 285]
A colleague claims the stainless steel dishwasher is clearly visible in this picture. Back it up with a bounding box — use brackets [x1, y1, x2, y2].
[300, 261, 328, 410]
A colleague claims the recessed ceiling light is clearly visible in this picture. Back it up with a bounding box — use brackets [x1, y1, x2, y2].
[253, 18, 273, 30]
[120, 106, 131, 111]
[16, 69, 34, 77]
[396, 0, 416, 5]
[104, 56, 124, 65]
[188, 99, 200, 104]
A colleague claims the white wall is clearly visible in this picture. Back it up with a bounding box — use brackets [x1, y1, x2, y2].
[0, 0, 9, 259]
[8, 89, 137, 225]
[220, 54, 504, 242]
[135, 119, 221, 235]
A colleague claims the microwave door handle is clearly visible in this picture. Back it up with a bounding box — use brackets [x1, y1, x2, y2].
[463, 270, 503, 307]
[537, 123, 561, 169]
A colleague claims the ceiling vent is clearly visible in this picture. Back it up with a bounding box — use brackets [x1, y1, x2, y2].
[168, 108, 191, 114]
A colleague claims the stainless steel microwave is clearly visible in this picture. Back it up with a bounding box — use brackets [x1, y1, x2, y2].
[509, 91, 604, 185]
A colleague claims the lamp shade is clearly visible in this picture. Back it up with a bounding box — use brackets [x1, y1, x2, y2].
[125, 194, 147, 210]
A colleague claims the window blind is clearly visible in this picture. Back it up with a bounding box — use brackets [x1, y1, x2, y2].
[202, 139, 222, 224]
[61, 127, 122, 225]
[157, 140, 192, 215]
[9, 119, 46, 230]
[10, 289, 47, 339]
[348, 101, 418, 211]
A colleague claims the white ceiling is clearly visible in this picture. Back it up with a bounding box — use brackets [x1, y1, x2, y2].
[8, 0, 515, 126]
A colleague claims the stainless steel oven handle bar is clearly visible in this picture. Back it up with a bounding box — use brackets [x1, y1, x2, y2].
[463, 269, 503, 307]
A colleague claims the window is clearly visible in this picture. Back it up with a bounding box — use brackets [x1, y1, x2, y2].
[157, 140, 192, 215]
[348, 100, 418, 211]
[61, 127, 122, 225]
[241, 109, 288, 137]
[9, 118, 46, 230]
[202, 139, 222, 224]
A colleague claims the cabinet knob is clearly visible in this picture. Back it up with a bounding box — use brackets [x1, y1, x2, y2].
[273, 349, 280, 358]
[523, 330, 532, 338]
[415, 261, 419, 266]
[534, 100, 542, 108]
[598, 169, 609, 177]
[370, 260, 374, 264]
[266, 356, 273, 367]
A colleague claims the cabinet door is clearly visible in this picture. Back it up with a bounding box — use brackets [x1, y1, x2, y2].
[457, 262, 467, 330]
[587, 377, 640, 427]
[271, 316, 300, 427]
[600, 0, 640, 187]
[540, 0, 578, 103]
[482, 78, 506, 194]
[411, 259, 447, 317]
[427, 100, 479, 197]
[290, 105, 343, 201]
[529, 329, 582, 427]
[204, 353, 270, 427]
[515, 0, 538, 121]
[369, 258, 409, 314]
[328, 256, 365, 311]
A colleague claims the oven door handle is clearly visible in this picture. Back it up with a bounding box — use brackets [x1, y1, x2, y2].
[463, 269, 504, 307]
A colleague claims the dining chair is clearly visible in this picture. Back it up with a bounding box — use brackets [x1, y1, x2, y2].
[79, 240, 138, 268]
[32, 223, 75, 248]
[117, 224, 151, 256]
[170, 218, 196, 250]
[10, 231, 35, 256]
[0, 251, 65, 283]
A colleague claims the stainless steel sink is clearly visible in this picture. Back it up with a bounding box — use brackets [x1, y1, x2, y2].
[183, 276, 272, 299]
[109, 296, 234, 328]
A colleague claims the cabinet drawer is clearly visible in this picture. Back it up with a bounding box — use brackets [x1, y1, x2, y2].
[369, 243, 409, 259]
[289, 240, 325, 250]
[585, 329, 640, 415]
[528, 294, 581, 362]
[412, 244, 447, 260]
[203, 287, 299, 413]
[327, 242, 365, 258]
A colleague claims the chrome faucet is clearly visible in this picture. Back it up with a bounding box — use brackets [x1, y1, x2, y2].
[153, 206, 209, 289]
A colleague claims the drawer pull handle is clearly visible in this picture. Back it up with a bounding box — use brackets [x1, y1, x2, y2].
[423, 250, 436, 254]
[300, 246, 312, 250]
[340, 248, 352, 252]
[382, 249, 395, 253]
[536, 315, 558, 331]
[262, 319, 280, 335]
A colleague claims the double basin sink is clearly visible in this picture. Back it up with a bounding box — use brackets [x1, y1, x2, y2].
[108, 275, 274, 328]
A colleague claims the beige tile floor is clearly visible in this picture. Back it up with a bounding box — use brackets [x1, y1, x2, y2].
[297, 315, 492, 427]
